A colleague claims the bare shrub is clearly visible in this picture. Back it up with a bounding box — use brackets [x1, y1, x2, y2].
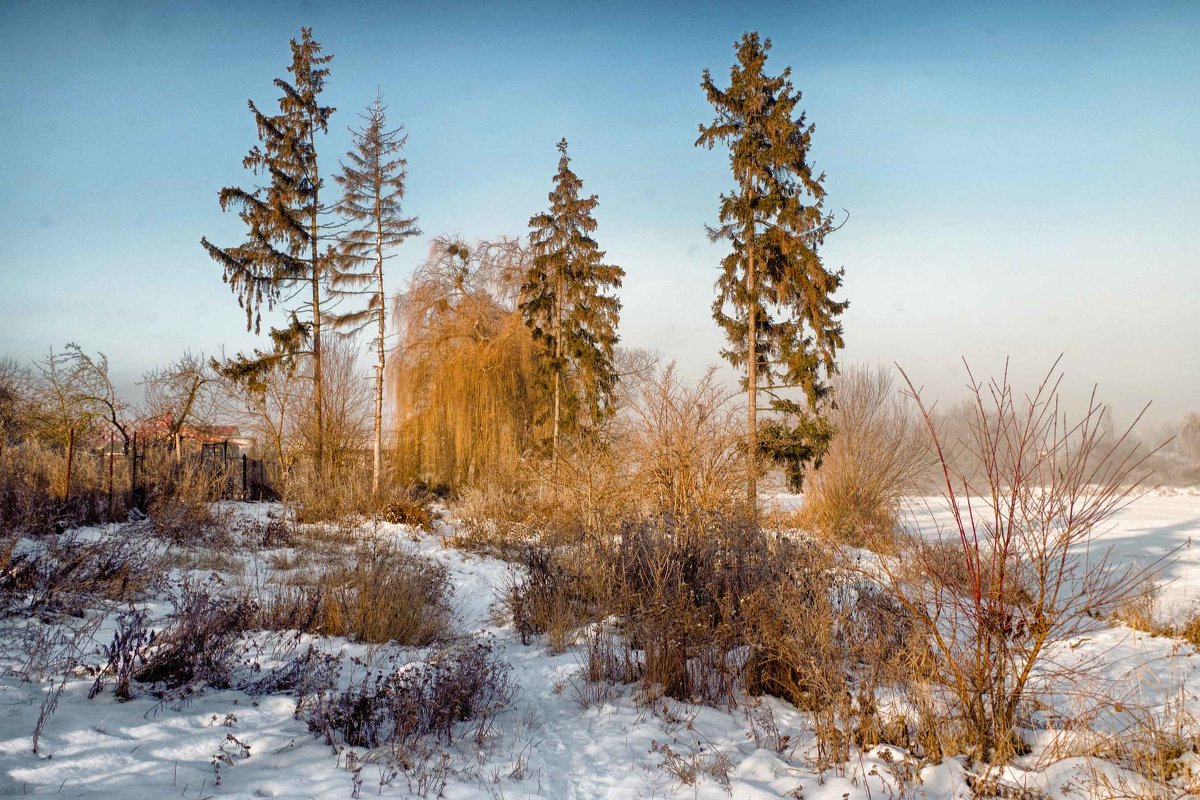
[879, 360, 1164, 768]
[517, 514, 834, 708]
[798, 365, 933, 550]
[504, 546, 599, 652]
[258, 543, 451, 645]
[137, 576, 256, 693]
[89, 605, 153, 701]
[306, 637, 515, 749]
[530, 434, 638, 532]
[446, 361, 749, 551]
[235, 513, 295, 549]
[0, 531, 162, 619]
[143, 450, 234, 545]
[742, 563, 931, 769]
[605, 514, 782, 704]
[623, 363, 747, 521]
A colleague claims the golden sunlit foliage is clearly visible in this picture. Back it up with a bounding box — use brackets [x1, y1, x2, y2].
[390, 237, 536, 490]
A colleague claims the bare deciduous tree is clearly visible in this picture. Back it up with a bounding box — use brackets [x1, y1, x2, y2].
[142, 351, 216, 461]
[30, 348, 101, 499]
[65, 344, 134, 452]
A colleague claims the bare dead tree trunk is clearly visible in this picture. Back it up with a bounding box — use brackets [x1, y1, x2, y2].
[108, 430, 114, 514]
[373, 191, 385, 496]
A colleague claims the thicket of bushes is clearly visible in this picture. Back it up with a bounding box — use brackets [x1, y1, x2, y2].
[470, 360, 1198, 791]
[4, 332, 1199, 795]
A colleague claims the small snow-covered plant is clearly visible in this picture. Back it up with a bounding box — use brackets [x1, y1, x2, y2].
[210, 733, 251, 786]
[650, 739, 733, 790]
[744, 701, 792, 755]
[883, 360, 1165, 768]
[874, 747, 924, 800]
[1, 530, 161, 619]
[306, 637, 514, 749]
[89, 605, 153, 701]
[235, 513, 295, 548]
[249, 644, 341, 706]
[31, 612, 107, 755]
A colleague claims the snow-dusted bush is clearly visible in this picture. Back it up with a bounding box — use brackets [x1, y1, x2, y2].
[136, 576, 256, 693]
[306, 637, 514, 749]
[0, 529, 162, 619]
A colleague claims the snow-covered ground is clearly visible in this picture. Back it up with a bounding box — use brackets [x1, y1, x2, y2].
[1, 491, 1198, 799]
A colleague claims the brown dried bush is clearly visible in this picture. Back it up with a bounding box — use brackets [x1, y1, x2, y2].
[797, 365, 934, 550]
[0, 530, 163, 619]
[258, 542, 451, 645]
[622, 363, 748, 522]
[143, 450, 234, 545]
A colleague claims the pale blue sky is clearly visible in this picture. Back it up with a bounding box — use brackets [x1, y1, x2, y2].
[1, 1, 1197, 424]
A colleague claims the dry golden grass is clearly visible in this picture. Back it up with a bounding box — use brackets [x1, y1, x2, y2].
[796, 365, 933, 550]
[257, 542, 451, 645]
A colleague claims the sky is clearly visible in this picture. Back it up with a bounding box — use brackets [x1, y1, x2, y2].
[0, 0, 1197, 427]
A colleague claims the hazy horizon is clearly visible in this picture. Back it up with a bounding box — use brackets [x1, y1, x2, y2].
[1, 0, 1196, 428]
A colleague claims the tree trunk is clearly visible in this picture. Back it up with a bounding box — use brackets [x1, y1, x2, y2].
[63, 426, 75, 502]
[310, 125, 325, 488]
[746, 229, 758, 521]
[373, 189, 385, 497]
[108, 430, 115, 514]
[552, 271, 564, 479]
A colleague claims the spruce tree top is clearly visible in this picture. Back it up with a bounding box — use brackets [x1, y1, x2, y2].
[521, 139, 624, 432]
[201, 27, 334, 335]
[329, 95, 420, 335]
[697, 32, 846, 408]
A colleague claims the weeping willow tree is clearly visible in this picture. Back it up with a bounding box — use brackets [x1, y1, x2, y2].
[390, 236, 535, 489]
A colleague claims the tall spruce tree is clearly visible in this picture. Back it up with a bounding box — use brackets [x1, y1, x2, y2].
[520, 139, 624, 462]
[330, 95, 420, 495]
[696, 32, 847, 512]
[201, 27, 335, 479]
